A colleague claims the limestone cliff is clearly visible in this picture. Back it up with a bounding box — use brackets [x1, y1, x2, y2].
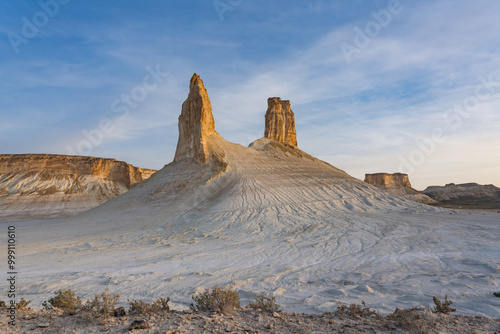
[0, 154, 156, 218]
[174, 73, 219, 163]
[364, 173, 435, 204]
[264, 97, 297, 147]
[365, 173, 412, 189]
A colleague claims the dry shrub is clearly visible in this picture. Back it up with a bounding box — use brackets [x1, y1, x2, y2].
[43, 289, 82, 314]
[335, 301, 380, 319]
[191, 286, 240, 314]
[248, 295, 281, 313]
[388, 307, 436, 334]
[128, 297, 170, 314]
[82, 288, 119, 317]
[151, 297, 170, 312]
[16, 298, 31, 311]
[432, 295, 456, 314]
[128, 299, 150, 314]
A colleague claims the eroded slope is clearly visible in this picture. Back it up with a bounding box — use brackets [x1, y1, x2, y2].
[0, 154, 156, 218]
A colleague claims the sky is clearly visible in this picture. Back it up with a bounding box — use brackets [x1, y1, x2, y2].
[1, 0, 499, 190]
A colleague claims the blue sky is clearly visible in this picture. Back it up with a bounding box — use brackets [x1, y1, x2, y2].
[1, 0, 499, 189]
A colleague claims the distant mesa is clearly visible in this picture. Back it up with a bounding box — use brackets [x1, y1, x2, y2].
[264, 97, 297, 147]
[364, 172, 435, 204]
[423, 182, 500, 208]
[364, 172, 412, 189]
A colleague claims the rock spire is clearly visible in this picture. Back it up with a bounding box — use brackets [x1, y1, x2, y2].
[174, 74, 218, 163]
[264, 97, 297, 147]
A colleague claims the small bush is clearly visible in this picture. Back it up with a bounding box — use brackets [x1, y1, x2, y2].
[248, 295, 281, 313]
[16, 298, 31, 311]
[83, 288, 120, 317]
[128, 297, 170, 314]
[432, 295, 456, 314]
[43, 289, 82, 314]
[493, 292, 500, 298]
[335, 301, 380, 319]
[388, 307, 436, 334]
[128, 299, 150, 314]
[151, 297, 170, 312]
[191, 286, 240, 314]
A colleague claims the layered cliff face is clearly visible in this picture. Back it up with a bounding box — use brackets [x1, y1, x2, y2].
[0, 154, 156, 218]
[423, 183, 500, 208]
[364, 173, 435, 204]
[174, 73, 219, 163]
[264, 97, 297, 147]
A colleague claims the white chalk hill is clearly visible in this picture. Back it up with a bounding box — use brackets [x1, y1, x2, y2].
[17, 74, 499, 317]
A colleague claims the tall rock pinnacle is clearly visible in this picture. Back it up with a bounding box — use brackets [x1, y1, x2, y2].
[174, 74, 218, 163]
[264, 97, 297, 147]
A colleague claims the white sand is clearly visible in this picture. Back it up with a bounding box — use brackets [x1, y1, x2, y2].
[1, 137, 499, 317]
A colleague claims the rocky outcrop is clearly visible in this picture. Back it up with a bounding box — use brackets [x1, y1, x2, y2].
[364, 173, 435, 204]
[174, 73, 219, 163]
[264, 97, 297, 147]
[365, 173, 412, 189]
[423, 183, 500, 208]
[0, 154, 156, 218]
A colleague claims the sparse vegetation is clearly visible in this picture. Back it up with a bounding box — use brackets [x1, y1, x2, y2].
[191, 286, 240, 314]
[43, 289, 82, 314]
[82, 288, 120, 317]
[5, 290, 499, 333]
[335, 301, 380, 319]
[247, 295, 281, 313]
[128, 297, 170, 314]
[388, 307, 436, 334]
[432, 295, 456, 314]
[16, 298, 31, 311]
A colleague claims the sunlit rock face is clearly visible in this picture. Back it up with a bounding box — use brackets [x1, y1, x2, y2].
[364, 173, 412, 189]
[264, 97, 297, 147]
[174, 73, 219, 164]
